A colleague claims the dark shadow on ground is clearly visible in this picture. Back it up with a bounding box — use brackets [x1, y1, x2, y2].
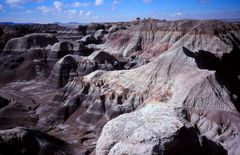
[183, 46, 240, 111]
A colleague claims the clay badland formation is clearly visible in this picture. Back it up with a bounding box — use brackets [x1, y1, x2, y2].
[0, 19, 240, 155]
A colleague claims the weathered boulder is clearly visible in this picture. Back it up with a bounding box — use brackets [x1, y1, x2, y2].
[96, 104, 202, 155]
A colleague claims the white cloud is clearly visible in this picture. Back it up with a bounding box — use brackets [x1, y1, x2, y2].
[113, 0, 120, 5]
[37, 6, 51, 13]
[64, 9, 78, 16]
[65, 10, 95, 18]
[143, 0, 152, 3]
[72, 2, 81, 7]
[112, 0, 120, 10]
[37, 1, 64, 13]
[79, 10, 84, 16]
[95, 0, 104, 6]
[25, 10, 33, 14]
[0, 4, 3, 10]
[86, 11, 93, 17]
[6, 0, 23, 5]
[6, 0, 42, 6]
[175, 12, 182, 16]
[53, 1, 64, 11]
[168, 12, 184, 18]
[72, 2, 90, 7]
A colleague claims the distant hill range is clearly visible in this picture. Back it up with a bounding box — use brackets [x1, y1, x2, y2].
[1, 18, 239, 26]
[221, 18, 240, 22]
[53, 22, 88, 28]
[0, 22, 88, 28]
[0, 22, 38, 25]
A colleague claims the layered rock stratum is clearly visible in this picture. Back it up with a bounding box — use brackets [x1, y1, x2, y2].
[0, 19, 239, 155]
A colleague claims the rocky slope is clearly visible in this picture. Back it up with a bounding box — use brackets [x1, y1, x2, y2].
[0, 24, 64, 51]
[0, 19, 239, 155]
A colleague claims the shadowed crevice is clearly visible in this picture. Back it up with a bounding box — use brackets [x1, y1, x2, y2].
[183, 47, 240, 111]
[0, 97, 9, 109]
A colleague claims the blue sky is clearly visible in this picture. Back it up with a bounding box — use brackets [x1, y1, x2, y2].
[0, 0, 239, 23]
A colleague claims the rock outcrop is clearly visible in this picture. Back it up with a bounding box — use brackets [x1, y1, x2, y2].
[56, 29, 83, 42]
[94, 29, 107, 42]
[3, 33, 58, 52]
[47, 41, 74, 63]
[48, 51, 118, 88]
[0, 127, 40, 155]
[80, 34, 97, 45]
[0, 127, 67, 155]
[86, 23, 106, 35]
[97, 104, 203, 155]
[0, 19, 239, 155]
[103, 20, 240, 60]
[0, 23, 63, 51]
[0, 49, 48, 83]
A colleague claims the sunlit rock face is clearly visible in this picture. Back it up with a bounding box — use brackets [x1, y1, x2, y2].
[0, 19, 239, 155]
[96, 104, 203, 155]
